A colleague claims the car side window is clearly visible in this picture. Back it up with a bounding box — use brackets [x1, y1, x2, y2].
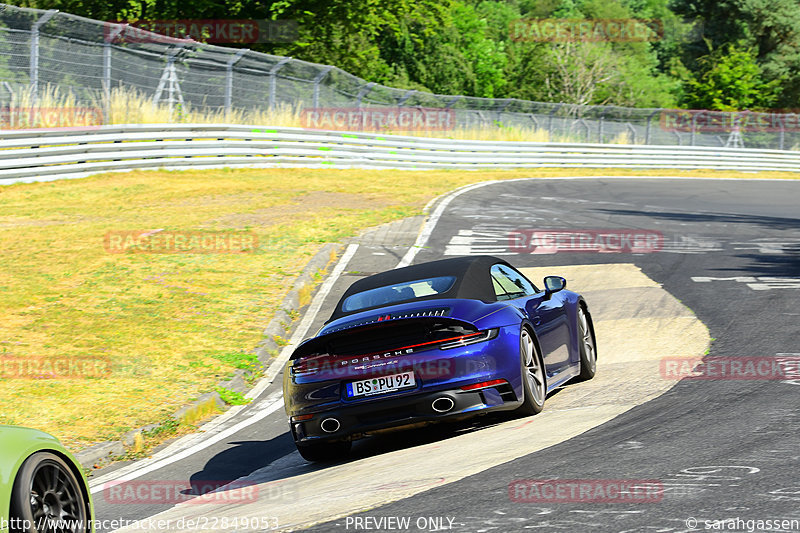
[491, 264, 538, 301]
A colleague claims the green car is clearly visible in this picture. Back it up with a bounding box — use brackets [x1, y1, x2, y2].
[0, 426, 93, 533]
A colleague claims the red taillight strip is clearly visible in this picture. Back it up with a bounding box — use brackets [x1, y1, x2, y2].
[294, 331, 485, 369]
[460, 379, 508, 391]
[386, 331, 484, 353]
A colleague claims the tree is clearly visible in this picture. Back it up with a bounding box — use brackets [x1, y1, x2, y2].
[267, 0, 449, 86]
[504, 0, 678, 106]
[671, 0, 800, 107]
[681, 42, 781, 111]
[377, 2, 507, 97]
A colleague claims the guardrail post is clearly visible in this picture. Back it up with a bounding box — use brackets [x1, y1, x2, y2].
[225, 49, 248, 114]
[29, 10, 58, 106]
[312, 66, 333, 109]
[268, 57, 292, 110]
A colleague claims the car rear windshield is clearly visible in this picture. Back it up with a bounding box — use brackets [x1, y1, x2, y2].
[341, 275, 456, 312]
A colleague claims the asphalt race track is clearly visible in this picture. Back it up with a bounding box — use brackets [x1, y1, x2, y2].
[90, 177, 800, 533]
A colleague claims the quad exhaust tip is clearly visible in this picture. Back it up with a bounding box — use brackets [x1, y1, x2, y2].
[320, 417, 341, 433]
[432, 397, 455, 413]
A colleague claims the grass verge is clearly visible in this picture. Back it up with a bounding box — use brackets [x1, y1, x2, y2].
[0, 167, 797, 451]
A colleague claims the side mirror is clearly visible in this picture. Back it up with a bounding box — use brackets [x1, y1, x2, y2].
[543, 275, 567, 295]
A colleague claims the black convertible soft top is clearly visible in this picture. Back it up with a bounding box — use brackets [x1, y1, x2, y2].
[328, 255, 511, 322]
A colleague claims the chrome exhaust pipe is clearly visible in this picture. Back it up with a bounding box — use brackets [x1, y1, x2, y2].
[320, 418, 341, 433]
[431, 397, 455, 413]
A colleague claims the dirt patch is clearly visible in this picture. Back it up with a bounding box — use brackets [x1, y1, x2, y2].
[209, 191, 393, 229]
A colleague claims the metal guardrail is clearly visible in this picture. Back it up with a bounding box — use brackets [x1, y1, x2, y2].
[1, 124, 799, 183]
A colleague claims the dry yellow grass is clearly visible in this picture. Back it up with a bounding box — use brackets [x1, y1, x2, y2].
[3, 85, 632, 143]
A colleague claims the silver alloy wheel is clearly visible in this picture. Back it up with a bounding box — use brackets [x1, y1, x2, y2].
[579, 307, 596, 374]
[521, 329, 545, 406]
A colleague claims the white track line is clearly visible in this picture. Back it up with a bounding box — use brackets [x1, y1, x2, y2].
[268, 243, 360, 378]
[396, 180, 503, 268]
[89, 243, 359, 493]
[396, 175, 797, 269]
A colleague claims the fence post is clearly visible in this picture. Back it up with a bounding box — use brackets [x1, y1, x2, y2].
[225, 49, 248, 114]
[779, 114, 787, 150]
[598, 113, 604, 143]
[355, 82, 376, 108]
[445, 96, 462, 108]
[153, 46, 186, 121]
[496, 98, 512, 128]
[268, 57, 292, 110]
[645, 110, 659, 145]
[548, 104, 561, 140]
[29, 10, 58, 105]
[103, 24, 125, 123]
[312, 66, 333, 109]
[397, 89, 416, 107]
[627, 123, 636, 144]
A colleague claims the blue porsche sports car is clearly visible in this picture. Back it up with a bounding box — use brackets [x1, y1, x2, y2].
[283, 255, 597, 461]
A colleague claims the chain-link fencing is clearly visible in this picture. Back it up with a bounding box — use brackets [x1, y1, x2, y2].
[1, 2, 798, 150]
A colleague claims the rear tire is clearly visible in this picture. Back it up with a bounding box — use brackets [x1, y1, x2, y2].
[516, 327, 546, 416]
[295, 439, 352, 462]
[576, 306, 597, 381]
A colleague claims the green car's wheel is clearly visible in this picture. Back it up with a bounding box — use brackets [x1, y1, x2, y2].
[10, 452, 89, 533]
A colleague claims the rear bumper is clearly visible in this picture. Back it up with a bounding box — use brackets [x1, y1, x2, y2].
[290, 384, 520, 443]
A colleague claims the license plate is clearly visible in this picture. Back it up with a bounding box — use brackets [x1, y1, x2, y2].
[346, 371, 416, 398]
